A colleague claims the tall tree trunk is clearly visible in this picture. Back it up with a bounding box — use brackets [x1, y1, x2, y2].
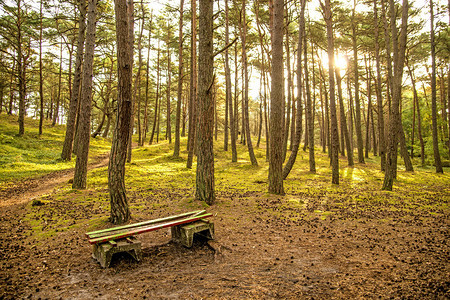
[73, 0, 97, 189]
[186, 0, 198, 169]
[374, 0, 386, 171]
[91, 111, 106, 138]
[16, 0, 25, 136]
[109, 0, 133, 224]
[53, 40, 63, 126]
[195, 0, 215, 204]
[268, 0, 285, 194]
[322, 0, 339, 184]
[61, 0, 86, 161]
[319, 66, 326, 152]
[256, 0, 269, 161]
[282, 0, 305, 179]
[225, 0, 237, 162]
[448, 68, 450, 158]
[364, 56, 372, 159]
[430, 0, 443, 173]
[382, 0, 409, 190]
[240, 0, 258, 166]
[283, 22, 292, 161]
[149, 41, 161, 145]
[142, 11, 153, 145]
[135, 3, 145, 146]
[305, 37, 315, 172]
[335, 67, 354, 166]
[39, 0, 44, 135]
[126, 0, 135, 163]
[165, 24, 172, 143]
[352, 0, 364, 164]
[174, 0, 184, 157]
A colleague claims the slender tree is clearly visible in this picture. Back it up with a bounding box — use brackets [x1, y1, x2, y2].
[382, 0, 409, 190]
[268, 0, 285, 194]
[173, 0, 184, 158]
[142, 11, 153, 145]
[38, 0, 44, 135]
[195, 0, 215, 204]
[373, 0, 386, 171]
[321, 0, 339, 184]
[305, 38, 316, 172]
[335, 66, 353, 166]
[186, 0, 198, 169]
[109, 0, 134, 224]
[126, 0, 134, 163]
[430, 0, 443, 173]
[240, 0, 258, 166]
[149, 40, 161, 145]
[225, 0, 237, 162]
[72, 0, 97, 189]
[61, 0, 86, 161]
[352, 0, 364, 164]
[282, 0, 305, 179]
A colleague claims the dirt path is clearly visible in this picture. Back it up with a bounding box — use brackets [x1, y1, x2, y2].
[0, 153, 110, 208]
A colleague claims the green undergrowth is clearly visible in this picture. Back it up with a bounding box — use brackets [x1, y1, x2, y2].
[19, 130, 449, 240]
[0, 114, 111, 182]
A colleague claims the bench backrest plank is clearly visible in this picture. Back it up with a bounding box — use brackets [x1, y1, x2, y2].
[87, 213, 212, 245]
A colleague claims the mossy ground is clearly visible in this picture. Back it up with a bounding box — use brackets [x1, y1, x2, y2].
[0, 114, 110, 182]
[0, 115, 449, 298]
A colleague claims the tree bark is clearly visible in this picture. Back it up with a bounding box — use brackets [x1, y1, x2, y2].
[62, 0, 86, 161]
[149, 41, 161, 145]
[173, 0, 184, 158]
[52, 40, 63, 126]
[305, 37, 316, 172]
[335, 67, 353, 166]
[240, 0, 258, 166]
[352, 0, 364, 164]
[268, 0, 285, 194]
[126, 0, 135, 163]
[225, 0, 237, 162]
[430, 0, 443, 173]
[38, 0, 44, 135]
[322, 0, 339, 184]
[373, 0, 386, 171]
[195, 0, 215, 205]
[109, 0, 133, 224]
[382, 0, 409, 190]
[73, 0, 97, 189]
[186, 0, 198, 169]
[283, 21, 292, 162]
[142, 11, 153, 145]
[165, 25, 172, 144]
[282, 0, 305, 179]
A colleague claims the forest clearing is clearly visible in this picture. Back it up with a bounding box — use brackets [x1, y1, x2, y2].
[1, 0, 450, 298]
[0, 115, 449, 299]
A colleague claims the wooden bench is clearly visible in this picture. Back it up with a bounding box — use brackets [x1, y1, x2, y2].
[86, 210, 214, 268]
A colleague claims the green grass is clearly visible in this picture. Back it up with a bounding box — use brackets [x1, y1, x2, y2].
[0, 114, 111, 182]
[1, 114, 448, 239]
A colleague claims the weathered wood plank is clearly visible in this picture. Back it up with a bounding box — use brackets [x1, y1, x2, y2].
[86, 210, 206, 239]
[88, 213, 212, 244]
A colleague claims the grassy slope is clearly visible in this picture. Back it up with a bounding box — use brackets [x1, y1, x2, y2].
[0, 114, 448, 236]
[0, 114, 111, 183]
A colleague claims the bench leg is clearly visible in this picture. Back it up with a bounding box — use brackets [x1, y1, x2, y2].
[92, 237, 142, 268]
[171, 221, 215, 248]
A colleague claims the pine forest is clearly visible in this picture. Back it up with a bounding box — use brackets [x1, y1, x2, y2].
[0, 0, 449, 298]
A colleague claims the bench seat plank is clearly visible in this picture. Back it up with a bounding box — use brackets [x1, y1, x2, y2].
[86, 210, 206, 239]
[87, 213, 212, 245]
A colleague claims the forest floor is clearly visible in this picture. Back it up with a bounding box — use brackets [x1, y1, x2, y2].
[0, 132, 449, 299]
